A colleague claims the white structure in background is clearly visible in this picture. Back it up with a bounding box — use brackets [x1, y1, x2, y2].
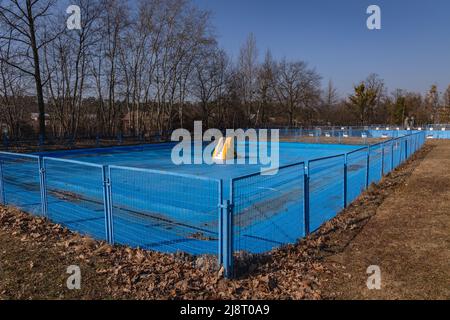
[212, 137, 236, 163]
[30, 113, 50, 125]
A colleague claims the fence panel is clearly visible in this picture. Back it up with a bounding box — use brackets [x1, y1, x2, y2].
[382, 140, 393, 174]
[347, 148, 368, 204]
[392, 139, 402, 169]
[44, 158, 108, 240]
[309, 155, 345, 231]
[409, 135, 415, 154]
[413, 134, 419, 153]
[0, 152, 41, 215]
[399, 138, 406, 163]
[231, 163, 305, 255]
[369, 143, 383, 184]
[405, 136, 411, 158]
[109, 166, 220, 255]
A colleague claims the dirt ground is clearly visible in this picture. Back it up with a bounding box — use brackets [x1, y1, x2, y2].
[320, 140, 450, 299]
[0, 140, 448, 300]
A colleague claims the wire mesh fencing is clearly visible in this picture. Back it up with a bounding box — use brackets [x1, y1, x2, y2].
[308, 155, 345, 231]
[43, 158, 109, 241]
[368, 143, 383, 185]
[0, 131, 427, 278]
[262, 127, 435, 142]
[382, 140, 393, 174]
[0, 152, 42, 216]
[346, 147, 368, 204]
[392, 139, 402, 168]
[231, 162, 305, 254]
[108, 166, 221, 255]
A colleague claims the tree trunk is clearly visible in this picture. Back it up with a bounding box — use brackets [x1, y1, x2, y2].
[27, 0, 46, 142]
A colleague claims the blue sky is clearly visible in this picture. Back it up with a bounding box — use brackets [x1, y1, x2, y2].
[193, 0, 450, 97]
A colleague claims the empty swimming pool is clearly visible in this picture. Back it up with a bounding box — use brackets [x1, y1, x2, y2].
[0, 132, 426, 275]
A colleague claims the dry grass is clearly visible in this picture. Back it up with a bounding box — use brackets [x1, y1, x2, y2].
[0, 141, 448, 300]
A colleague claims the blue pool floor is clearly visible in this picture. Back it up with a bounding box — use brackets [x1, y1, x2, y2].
[42, 142, 359, 182]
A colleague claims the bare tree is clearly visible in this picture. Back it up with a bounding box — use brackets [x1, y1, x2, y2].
[4, 0, 439, 138]
[255, 50, 275, 127]
[321, 79, 339, 124]
[0, 0, 60, 142]
[0, 43, 31, 138]
[273, 59, 321, 126]
[440, 85, 450, 123]
[238, 33, 258, 125]
[192, 46, 227, 128]
[364, 73, 385, 123]
[426, 84, 439, 124]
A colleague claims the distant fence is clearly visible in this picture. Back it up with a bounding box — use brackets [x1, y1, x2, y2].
[0, 131, 426, 278]
[0, 131, 173, 152]
[1, 126, 448, 152]
[262, 125, 450, 141]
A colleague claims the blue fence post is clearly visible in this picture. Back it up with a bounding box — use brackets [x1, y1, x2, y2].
[343, 155, 348, 208]
[366, 145, 371, 189]
[0, 160, 5, 205]
[102, 165, 114, 244]
[381, 142, 385, 176]
[218, 179, 223, 266]
[38, 157, 48, 217]
[107, 166, 114, 244]
[221, 198, 233, 278]
[303, 162, 310, 235]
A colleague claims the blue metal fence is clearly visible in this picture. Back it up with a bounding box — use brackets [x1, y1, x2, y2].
[225, 131, 426, 277]
[346, 147, 368, 205]
[108, 166, 221, 255]
[368, 143, 383, 185]
[274, 127, 450, 141]
[231, 162, 305, 256]
[308, 154, 345, 232]
[43, 157, 109, 241]
[0, 131, 427, 278]
[0, 152, 42, 216]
